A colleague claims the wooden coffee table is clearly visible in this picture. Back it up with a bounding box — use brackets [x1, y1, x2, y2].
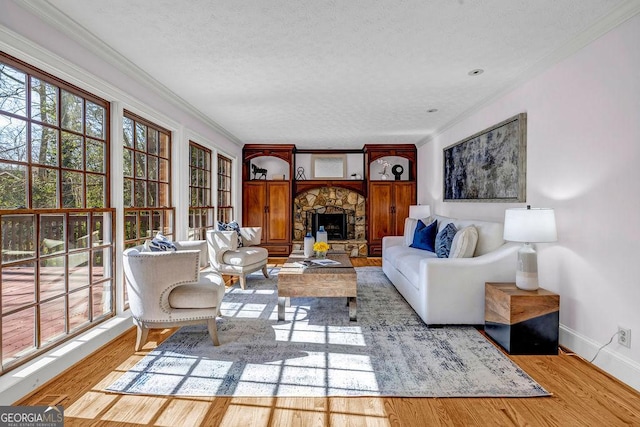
[278, 251, 358, 321]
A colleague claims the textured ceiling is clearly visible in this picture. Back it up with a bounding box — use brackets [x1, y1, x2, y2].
[25, 0, 634, 148]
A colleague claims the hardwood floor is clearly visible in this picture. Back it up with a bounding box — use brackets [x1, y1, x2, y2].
[16, 258, 640, 426]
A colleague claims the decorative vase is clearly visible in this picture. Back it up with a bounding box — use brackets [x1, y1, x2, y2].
[316, 251, 327, 259]
[316, 226, 328, 244]
[303, 232, 315, 258]
[379, 165, 389, 180]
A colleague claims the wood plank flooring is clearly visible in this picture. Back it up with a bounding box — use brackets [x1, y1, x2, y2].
[16, 258, 640, 426]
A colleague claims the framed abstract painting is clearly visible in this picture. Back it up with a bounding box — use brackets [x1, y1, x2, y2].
[443, 113, 527, 202]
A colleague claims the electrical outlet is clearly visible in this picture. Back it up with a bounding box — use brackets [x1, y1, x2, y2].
[618, 327, 631, 348]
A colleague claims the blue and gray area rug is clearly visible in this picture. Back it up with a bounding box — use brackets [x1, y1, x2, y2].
[107, 267, 550, 397]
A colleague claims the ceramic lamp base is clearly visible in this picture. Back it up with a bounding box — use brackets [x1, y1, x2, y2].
[515, 243, 539, 291]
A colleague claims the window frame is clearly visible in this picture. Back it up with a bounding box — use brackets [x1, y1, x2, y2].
[0, 52, 115, 374]
[122, 110, 174, 248]
[188, 141, 215, 240]
[216, 154, 234, 224]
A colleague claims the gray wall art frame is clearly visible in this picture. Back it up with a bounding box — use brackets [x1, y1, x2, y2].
[443, 113, 527, 202]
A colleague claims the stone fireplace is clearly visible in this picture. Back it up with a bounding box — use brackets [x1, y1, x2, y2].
[293, 186, 367, 256]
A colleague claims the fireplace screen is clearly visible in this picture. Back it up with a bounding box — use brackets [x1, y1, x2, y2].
[311, 213, 344, 240]
[308, 209, 356, 241]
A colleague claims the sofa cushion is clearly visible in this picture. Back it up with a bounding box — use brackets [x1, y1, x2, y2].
[395, 253, 426, 290]
[404, 217, 431, 246]
[449, 225, 479, 258]
[410, 219, 438, 252]
[221, 246, 268, 266]
[385, 245, 436, 290]
[435, 223, 457, 258]
[432, 215, 456, 233]
[169, 282, 220, 309]
[453, 219, 504, 256]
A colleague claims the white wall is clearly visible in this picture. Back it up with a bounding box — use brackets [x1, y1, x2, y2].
[418, 13, 640, 390]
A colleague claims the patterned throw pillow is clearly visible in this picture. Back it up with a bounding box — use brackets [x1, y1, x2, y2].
[435, 223, 457, 258]
[217, 221, 243, 247]
[144, 232, 177, 252]
[410, 219, 438, 252]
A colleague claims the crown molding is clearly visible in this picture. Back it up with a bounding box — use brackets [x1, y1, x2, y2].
[16, 0, 243, 147]
[416, 0, 640, 147]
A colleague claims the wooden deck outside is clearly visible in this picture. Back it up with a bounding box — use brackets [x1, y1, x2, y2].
[2, 263, 111, 367]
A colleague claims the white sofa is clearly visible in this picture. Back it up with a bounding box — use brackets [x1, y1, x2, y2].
[382, 214, 519, 326]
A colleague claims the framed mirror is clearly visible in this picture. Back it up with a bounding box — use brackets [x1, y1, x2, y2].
[311, 154, 346, 179]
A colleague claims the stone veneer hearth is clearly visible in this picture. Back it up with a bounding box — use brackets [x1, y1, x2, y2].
[292, 187, 367, 257]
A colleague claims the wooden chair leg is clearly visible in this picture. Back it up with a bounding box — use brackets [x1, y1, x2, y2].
[239, 275, 247, 290]
[135, 325, 149, 351]
[207, 318, 220, 346]
[262, 264, 269, 278]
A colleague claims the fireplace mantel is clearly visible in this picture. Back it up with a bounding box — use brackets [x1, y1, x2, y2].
[293, 179, 366, 197]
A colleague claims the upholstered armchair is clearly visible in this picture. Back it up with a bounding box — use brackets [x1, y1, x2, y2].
[123, 240, 225, 350]
[206, 227, 269, 290]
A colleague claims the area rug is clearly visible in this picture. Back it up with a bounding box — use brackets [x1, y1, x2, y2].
[107, 267, 550, 397]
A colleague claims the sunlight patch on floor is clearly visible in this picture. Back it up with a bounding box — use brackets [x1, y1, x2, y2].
[100, 395, 167, 423]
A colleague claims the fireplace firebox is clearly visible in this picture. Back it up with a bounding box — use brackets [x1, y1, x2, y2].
[311, 213, 346, 240]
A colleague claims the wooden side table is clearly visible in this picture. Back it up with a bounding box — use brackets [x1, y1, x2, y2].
[485, 282, 560, 355]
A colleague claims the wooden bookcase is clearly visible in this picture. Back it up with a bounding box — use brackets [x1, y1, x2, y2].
[242, 143, 417, 257]
[242, 144, 295, 256]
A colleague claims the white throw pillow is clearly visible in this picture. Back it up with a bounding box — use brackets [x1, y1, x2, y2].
[404, 216, 432, 246]
[448, 225, 478, 258]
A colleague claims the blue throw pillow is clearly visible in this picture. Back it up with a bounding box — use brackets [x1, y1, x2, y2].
[218, 220, 243, 247]
[435, 223, 457, 258]
[410, 219, 438, 252]
[146, 232, 177, 252]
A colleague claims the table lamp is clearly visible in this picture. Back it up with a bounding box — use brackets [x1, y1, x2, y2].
[503, 206, 557, 290]
[409, 205, 431, 219]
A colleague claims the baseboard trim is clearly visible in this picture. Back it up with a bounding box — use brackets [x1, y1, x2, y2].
[0, 314, 133, 405]
[560, 324, 640, 392]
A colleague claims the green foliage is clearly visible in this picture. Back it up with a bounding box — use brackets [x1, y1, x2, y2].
[1, 60, 107, 210]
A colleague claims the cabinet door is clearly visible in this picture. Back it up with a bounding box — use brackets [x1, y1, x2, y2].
[393, 182, 416, 235]
[266, 181, 290, 243]
[369, 182, 394, 243]
[243, 182, 266, 232]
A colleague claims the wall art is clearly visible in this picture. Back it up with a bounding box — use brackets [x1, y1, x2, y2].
[443, 113, 526, 202]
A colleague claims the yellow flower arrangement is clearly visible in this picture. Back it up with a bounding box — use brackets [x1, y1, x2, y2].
[313, 241, 330, 252]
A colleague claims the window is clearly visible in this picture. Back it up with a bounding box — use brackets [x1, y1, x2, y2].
[217, 154, 233, 223]
[122, 111, 173, 248]
[0, 53, 114, 372]
[188, 142, 214, 240]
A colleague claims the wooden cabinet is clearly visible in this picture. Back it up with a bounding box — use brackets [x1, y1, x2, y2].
[241, 143, 418, 257]
[242, 144, 295, 256]
[243, 180, 291, 255]
[364, 144, 417, 256]
[367, 181, 416, 255]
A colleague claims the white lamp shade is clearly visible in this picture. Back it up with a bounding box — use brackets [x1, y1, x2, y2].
[409, 205, 431, 219]
[504, 207, 557, 243]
